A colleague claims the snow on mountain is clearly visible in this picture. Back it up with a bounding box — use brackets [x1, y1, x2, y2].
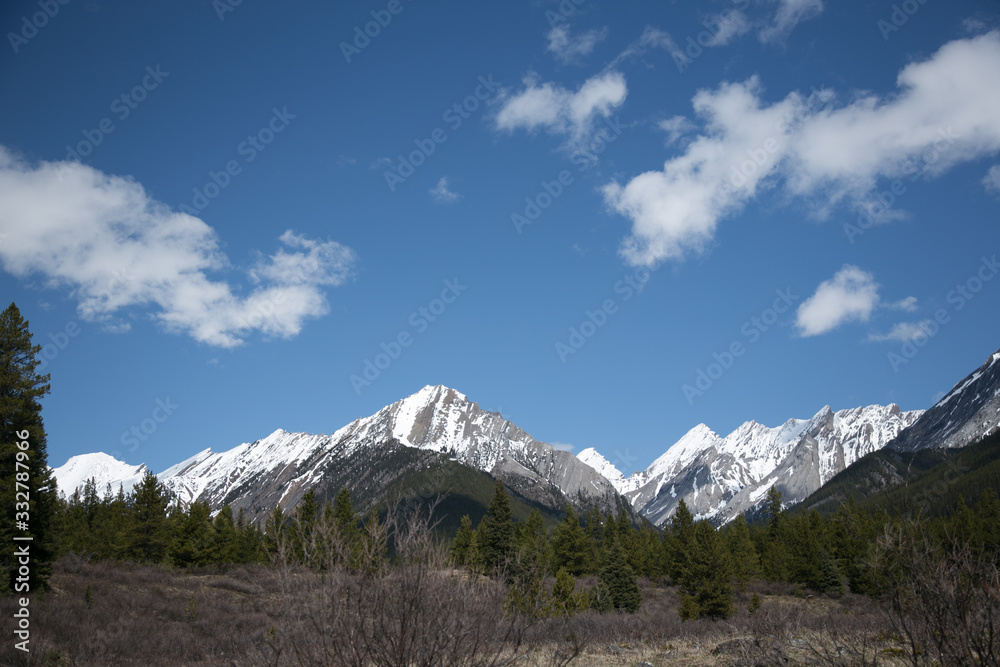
[53, 385, 621, 522]
[621, 403, 923, 526]
[887, 347, 1000, 452]
[52, 453, 148, 498]
[52, 381, 942, 530]
[577, 448, 626, 490]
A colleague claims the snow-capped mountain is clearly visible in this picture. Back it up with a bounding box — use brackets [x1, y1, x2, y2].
[51, 453, 149, 498]
[887, 348, 1000, 452]
[54, 385, 621, 522]
[576, 448, 626, 489]
[579, 404, 923, 526]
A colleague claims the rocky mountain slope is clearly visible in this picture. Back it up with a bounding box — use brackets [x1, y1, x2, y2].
[54, 385, 622, 523]
[579, 404, 923, 526]
[886, 348, 1000, 452]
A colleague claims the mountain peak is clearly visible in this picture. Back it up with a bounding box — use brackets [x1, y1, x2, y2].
[52, 452, 148, 498]
[577, 447, 626, 488]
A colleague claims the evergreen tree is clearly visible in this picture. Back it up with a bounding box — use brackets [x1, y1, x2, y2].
[637, 522, 665, 579]
[725, 514, 761, 589]
[292, 489, 320, 565]
[517, 509, 550, 575]
[331, 487, 359, 566]
[589, 578, 614, 613]
[976, 488, 1000, 554]
[766, 486, 784, 539]
[594, 542, 641, 612]
[0, 303, 58, 592]
[170, 501, 213, 567]
[550, 504, 592, 576]
[666, 499, 695, 582]
[212, 505, 239, 564]
[450, 514, 476, 567]
[816, 548, 844, 596]
[677, 521, 733, 620]
[126, 470, 170, 562]
[477, 480, 516, 573]
[234, 507, 264, 564]
[550, 567, 587, 616]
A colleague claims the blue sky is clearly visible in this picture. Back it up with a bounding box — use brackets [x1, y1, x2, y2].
[1, 0, 998, 478]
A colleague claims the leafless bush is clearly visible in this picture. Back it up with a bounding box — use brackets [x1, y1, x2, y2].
[258, 497, 534, 667]
[873, 523, 1000, 667]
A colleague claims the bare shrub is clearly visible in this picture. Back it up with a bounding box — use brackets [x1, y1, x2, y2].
[874, 523, 1000, 667]
[258, 497, 532, 667]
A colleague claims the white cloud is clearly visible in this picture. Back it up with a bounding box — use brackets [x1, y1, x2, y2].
[796, 266, 881, 337]
[867, 320, 934, 343]
[658, 115, 696, 145]
[888, 296, 918, 312]
[0, 147, 357, 348]
[605, 32, 1000, 266]
[704, 10, 752, 47]
[429, 177, 461, 203]
[495, 70, 627, 147]
[984, 164, 1000, 194]
[605, 26, 685, 72]
[546, 25, 608, 64]
[759, 0, 824, 44]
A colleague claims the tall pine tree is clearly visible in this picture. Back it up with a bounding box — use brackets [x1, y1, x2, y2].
[477, 479, 516, 573]
[551, 504, 592, 576]
[0, 303, 58, 592]
[127, 470, 171, 562]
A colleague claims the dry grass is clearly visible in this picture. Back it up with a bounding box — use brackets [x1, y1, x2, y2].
[0, 560, 906, 666]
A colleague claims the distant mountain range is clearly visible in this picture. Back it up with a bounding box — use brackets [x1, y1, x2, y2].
[53, 347, 1000, 527]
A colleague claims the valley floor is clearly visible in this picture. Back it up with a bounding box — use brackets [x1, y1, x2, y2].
[1, 558, 908, 666]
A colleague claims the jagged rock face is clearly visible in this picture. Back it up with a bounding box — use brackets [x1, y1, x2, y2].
[53, 385, 621, 522]
[888, 349, 1000, 452]
[581, 404, 923, 526]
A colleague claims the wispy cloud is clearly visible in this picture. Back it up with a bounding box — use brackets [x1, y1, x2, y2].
[546, 25, 608, 64]
[867, 320, 934, 342]
[758, 0, 824, 44]
[429, 176, 461, 203]
[0, 147, 357, 348]
[984, 164, 1000, 194]
[605, 26, 684, 72]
